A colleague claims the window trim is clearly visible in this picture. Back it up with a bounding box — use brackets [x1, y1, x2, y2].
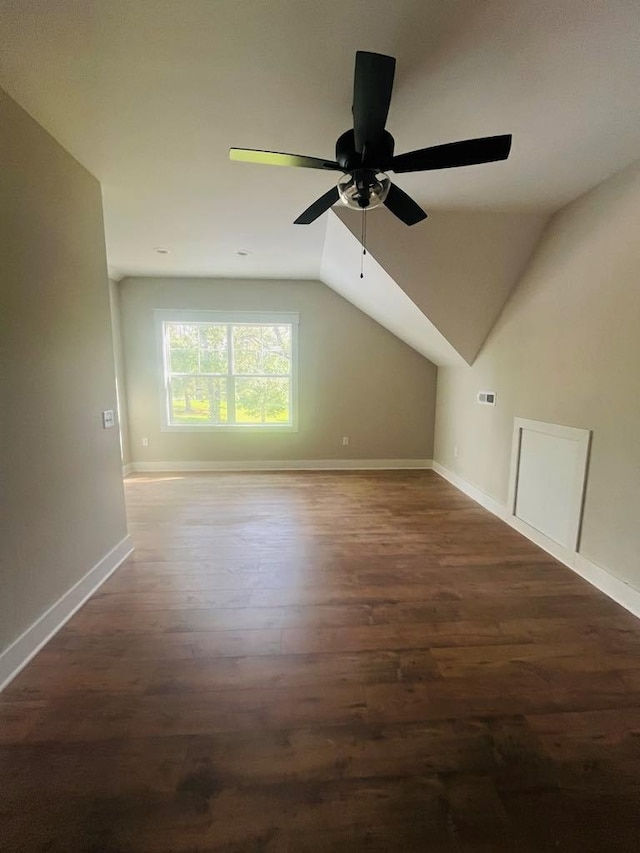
[155, 309, 299, 432]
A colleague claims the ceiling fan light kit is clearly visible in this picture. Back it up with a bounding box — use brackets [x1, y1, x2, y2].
[337, 171, 390, 211]
[230, 51, 512, 227]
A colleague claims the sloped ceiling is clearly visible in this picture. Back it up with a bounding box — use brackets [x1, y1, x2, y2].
[321, 212, 467, 367]
[334, 207, 547, 364]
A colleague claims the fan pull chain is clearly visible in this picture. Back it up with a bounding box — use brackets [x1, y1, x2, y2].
[360, 208, 367, 279]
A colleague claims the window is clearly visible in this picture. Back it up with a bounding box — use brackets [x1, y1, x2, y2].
[157, 310, 298, 430]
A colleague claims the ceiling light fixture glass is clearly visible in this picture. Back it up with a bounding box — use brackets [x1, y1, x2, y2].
[337, 170, 390, 211]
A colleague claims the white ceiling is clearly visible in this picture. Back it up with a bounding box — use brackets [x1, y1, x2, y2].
[1, 0, 640, 281]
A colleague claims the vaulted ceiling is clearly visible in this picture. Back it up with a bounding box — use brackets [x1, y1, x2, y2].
[2, 1, 639, 361]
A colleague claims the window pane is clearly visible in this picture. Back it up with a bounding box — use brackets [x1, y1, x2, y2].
[169, 377, 228, 424]
[264, 324, 291, 374]
[235, 377, 290, 424]
[167, 324, 199, 374]
[232, 325, 291, 375]
[232, 325, 263, 374]
[199, 325, 228, 373]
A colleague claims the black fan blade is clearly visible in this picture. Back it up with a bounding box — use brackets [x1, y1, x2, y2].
[383, 183, 428, 226]
[352, 52, 396, 154]
[392, 134, 512, 173]
[230, 148, 341, 171]
[294, 186, 340, 225]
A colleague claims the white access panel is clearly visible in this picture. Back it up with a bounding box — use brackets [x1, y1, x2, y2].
[508, 419, 591, 560]
[515, 429, 580, 545]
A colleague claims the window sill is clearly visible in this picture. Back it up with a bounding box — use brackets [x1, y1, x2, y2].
[160, 424, 298, 434]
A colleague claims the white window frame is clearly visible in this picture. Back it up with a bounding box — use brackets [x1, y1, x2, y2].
[155, 309, 299, 432]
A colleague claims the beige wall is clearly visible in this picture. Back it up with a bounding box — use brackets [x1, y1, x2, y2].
[109, 279, 131, 467]
[120, 277, 437, 464]
[0, 89, 128, 655]
[337, 207, 547, 364]
[434, 158, 640, 590]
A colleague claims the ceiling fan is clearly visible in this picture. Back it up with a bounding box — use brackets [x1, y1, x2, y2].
[229, 51, 512, 226]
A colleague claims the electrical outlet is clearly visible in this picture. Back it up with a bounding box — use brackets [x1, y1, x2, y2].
[342, 436, 349, 446]
[142, 437, 149, 447]
[102, 410, 115, 429]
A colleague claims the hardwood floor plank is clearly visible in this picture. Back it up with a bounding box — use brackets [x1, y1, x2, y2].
[281, 619, 524, 655]
[1, 657, 153, 701]
[86, 588, 254, 611]
[431, 640, 640, 679]
[63, 606, 287, 634]
[179, 718, 500, 787]
[144, 649, 417, 694]
[28, 627, 283, 665]
[23, 684, 369, 742]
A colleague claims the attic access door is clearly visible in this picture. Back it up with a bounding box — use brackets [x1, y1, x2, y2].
[507, 418, 591, 563]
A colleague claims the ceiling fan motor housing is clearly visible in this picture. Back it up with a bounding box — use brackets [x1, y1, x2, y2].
[335, 129, 395, 172]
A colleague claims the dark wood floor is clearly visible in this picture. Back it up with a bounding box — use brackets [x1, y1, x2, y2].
[2, 471, 640, 851]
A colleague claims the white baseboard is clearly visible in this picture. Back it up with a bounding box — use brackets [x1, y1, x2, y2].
[432, 461, 640, 621]
[432, 461, 507, 519]
[127, 458, 433, 473]
[506, 514, 577, 567]
[573, 553, 640, 619]
[0, 535, 134, 693]
[122, 462, 134, 477]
